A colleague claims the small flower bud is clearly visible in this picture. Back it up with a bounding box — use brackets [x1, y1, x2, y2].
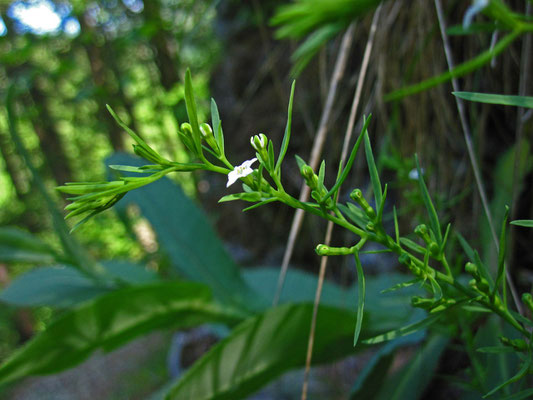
[199, 122, 213, 138]
[250, 133, 268, 151]
[414, 224, 428, 236]
[522, 293, 533, 314]
[366, 222, 375, 232]
[350, 189, 375, 219]
[300, 165, 318, 189]
[429, 242, 440, 257]
[465, 262, 480, 280]
[200, 123, 220, 154]
[180, 122, 193, 137]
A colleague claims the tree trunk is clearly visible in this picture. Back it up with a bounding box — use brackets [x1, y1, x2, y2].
[26, 82, 73, 185]
[78, 16, 125, 151]
[143, 0, 180, 91]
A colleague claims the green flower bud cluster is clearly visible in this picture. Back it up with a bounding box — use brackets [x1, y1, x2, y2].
[411, 296, 456, 313]
[414, 224, 440, 257]
[465, 262, 491, 295]
[500, 336, 528, 352]
[298, 162, 333, 209]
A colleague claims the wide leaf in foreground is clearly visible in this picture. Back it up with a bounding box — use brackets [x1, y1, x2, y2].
[165, 303, 369, 400]
[0, 281, 245, 387]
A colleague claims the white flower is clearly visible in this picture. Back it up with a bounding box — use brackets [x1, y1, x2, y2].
[226, 158, 257, 187]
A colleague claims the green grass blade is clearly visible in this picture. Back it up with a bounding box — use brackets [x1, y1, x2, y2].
[353, 252, 366, 347]
[415, 155, 442, 245]
[363, 314, 441, 345]
[453, 92, 533, 109]
[492, 207, 509, 300]
[510, 220, 533, 227]
[393, 206, 400, 245]
[324, 115, 371, 201]
[363, 122, 382, 209]
[385, 30, 520, 101]
[275, 81, 296, 173]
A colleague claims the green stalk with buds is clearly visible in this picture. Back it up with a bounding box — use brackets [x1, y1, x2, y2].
[58, 70, 533, 397]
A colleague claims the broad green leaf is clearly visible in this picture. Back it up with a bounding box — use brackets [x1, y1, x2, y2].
[353, 252, 365, 346]
[243, 267, 352, 309]
[0, 227, 59, 264]
[165, 303, 366, 400]
[0, 266, 109, 308]
[373, 334, 449, 400]
[243, 268, 420, 332]
[364, 128, 382, 209]
[350, 332, 426, 399]
[510, 220, 533, 228]
[275, 80, 295, 172]
[108, 154, 262, 311]
[453, 92, 533, 109]
[100, 260, 160, 285]
[0, 281, 244, 386]
[415, 155, 442, 245]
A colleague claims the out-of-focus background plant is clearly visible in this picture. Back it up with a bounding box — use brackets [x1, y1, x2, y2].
[0, 0, 532, 399]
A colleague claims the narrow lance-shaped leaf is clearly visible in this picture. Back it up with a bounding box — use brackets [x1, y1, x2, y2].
[275, 80, 296, 173]
[211, 98, 224, 155]
[363, 313, 442, 345]
[415, 154, 442, 245]
[184, 69, 202, 155]
[492, 207, 509, 302]
[510, 220, 533, 228]
[364, 125, 382, 210]
[353, 251, 366, 346]
[324, 115, 372, 201]
[453, 92, 533, 109]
